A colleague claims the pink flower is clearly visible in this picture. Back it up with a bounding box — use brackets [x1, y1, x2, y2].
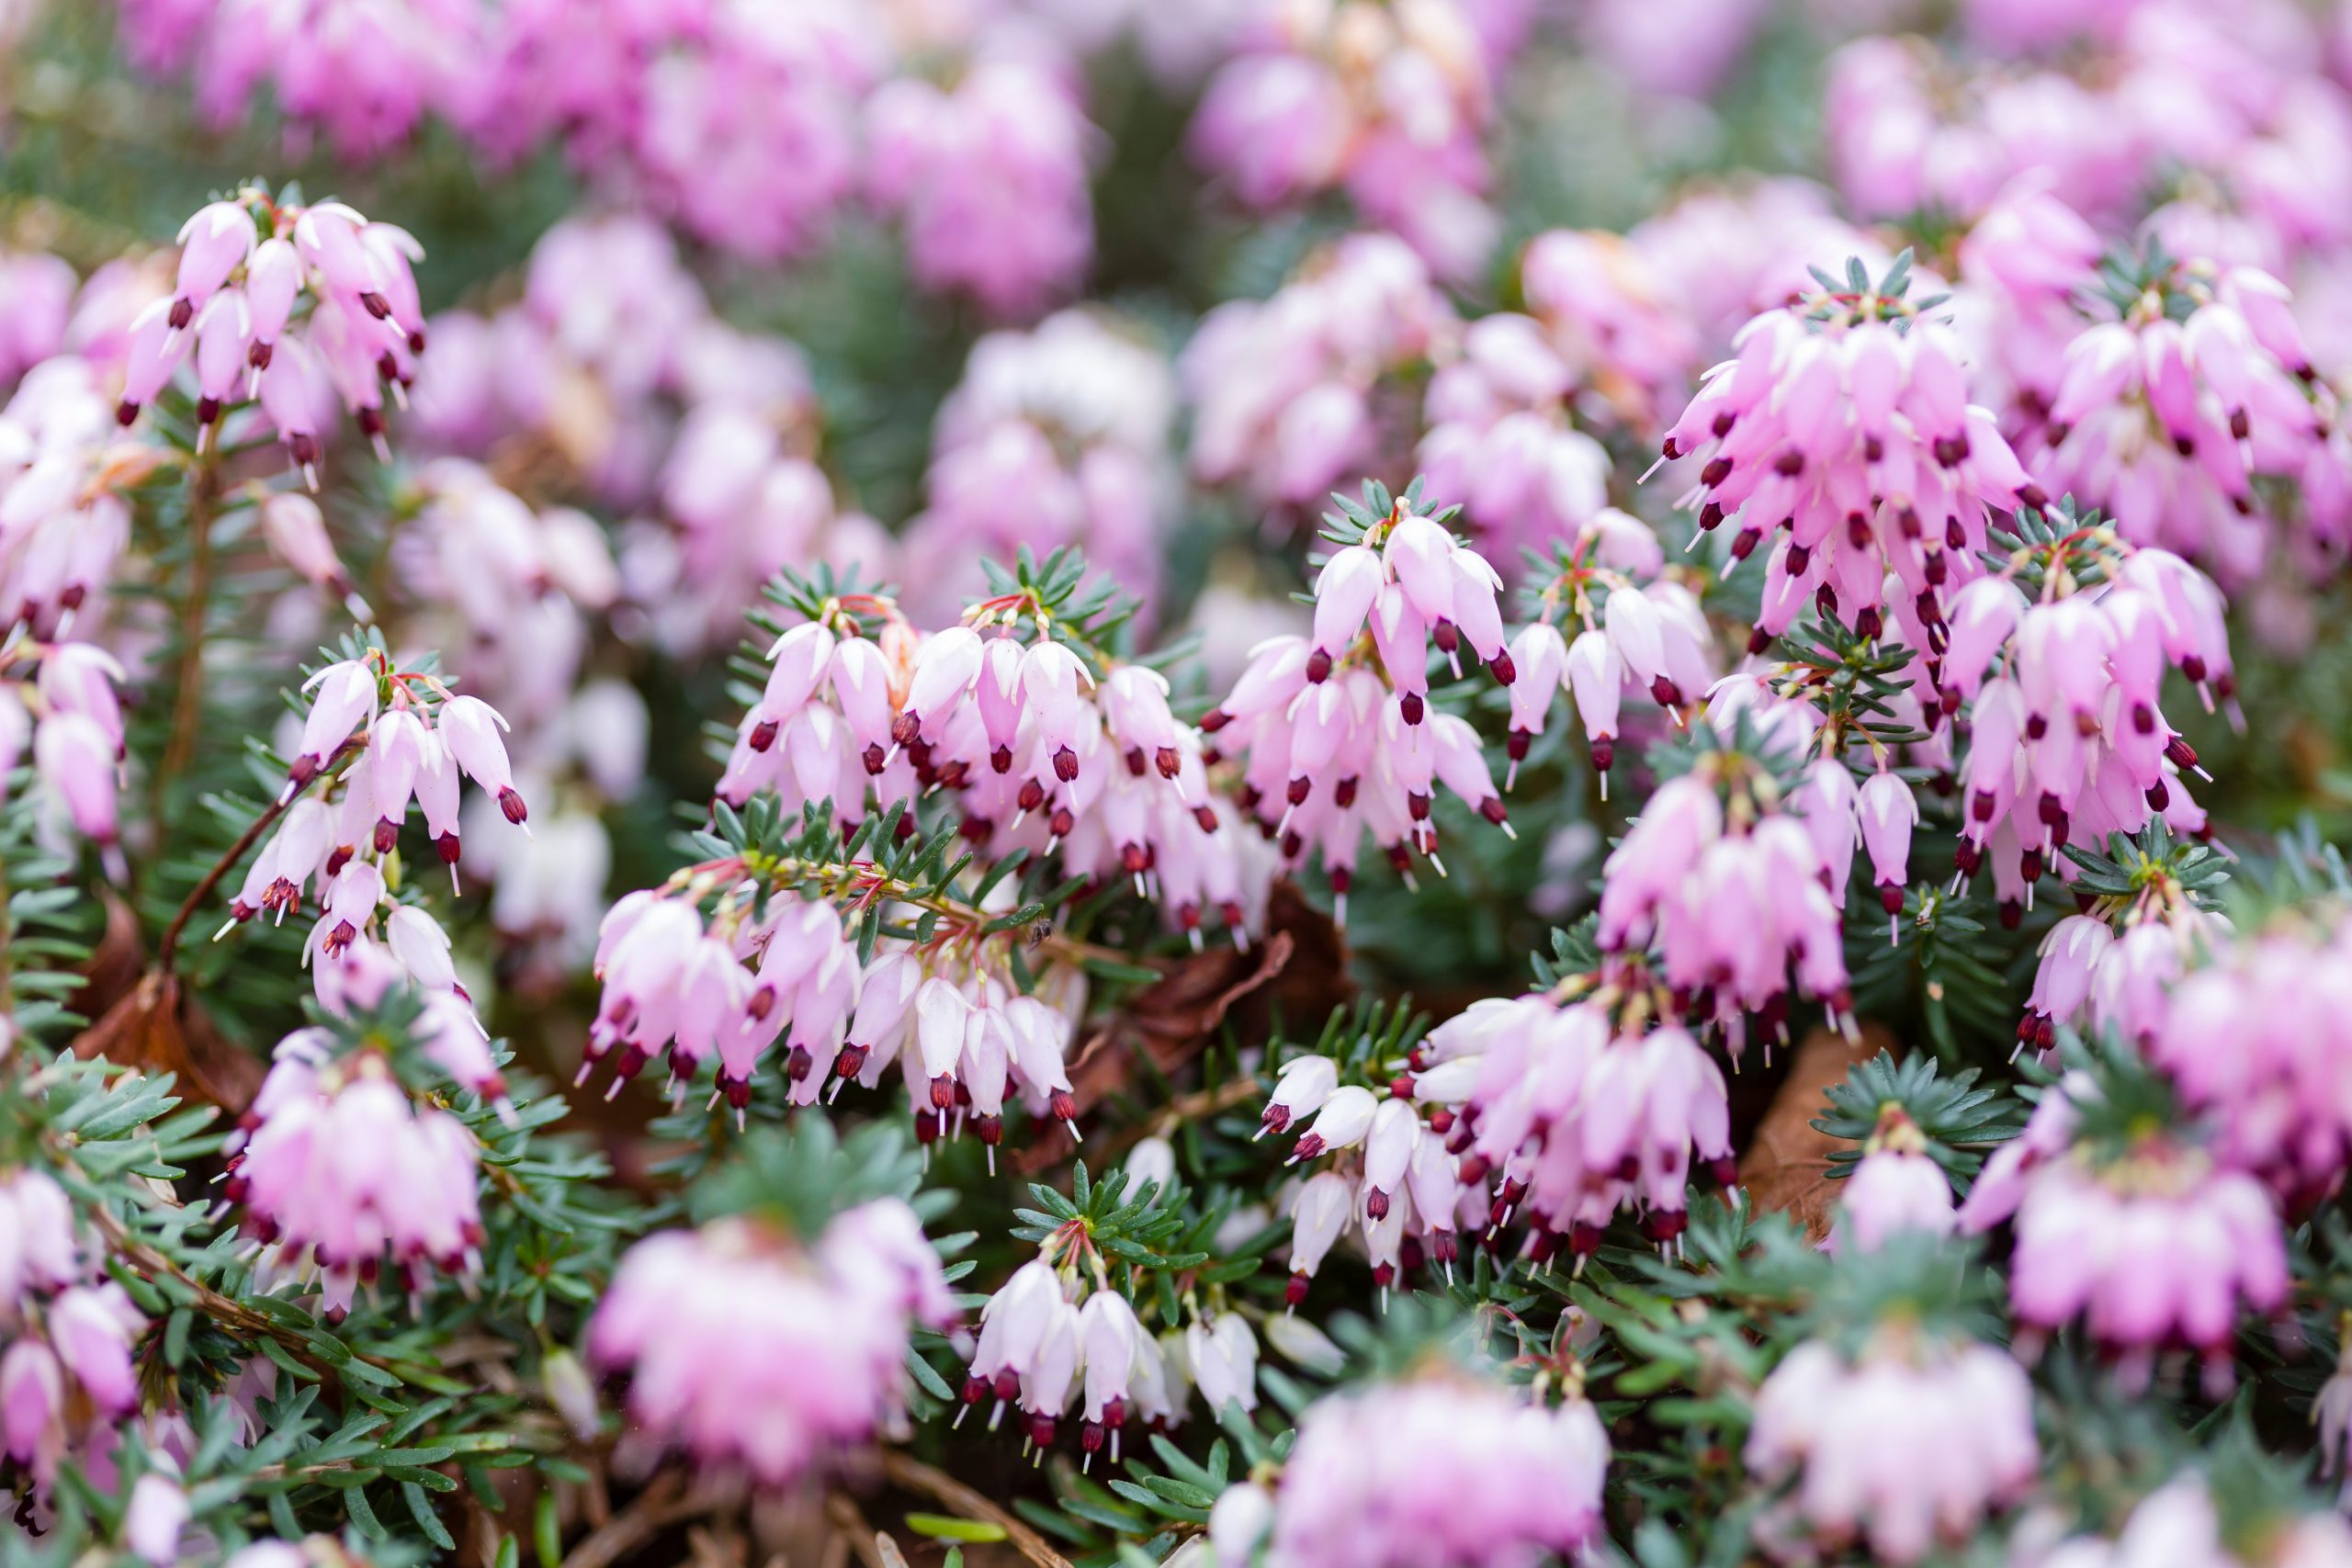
[1190, 0, 1507, 278]
[593, 1198, 952, 1487]
[1413, 993, 1734, 1258]
[1659, 262, 2041, 655]
[118, 190, 426, 484]
[223, 1037, 484, 1314]
[1263, 1373, 1607, 1568]
[899, 311, 1175, 625]
[1961, 1082, 2289, 1386]
[1828, 1147, 1956, 1254]
[2030, 1476, 2352, 1568]
[2147, 914, 2352, 1204]
[124, 1473, 189, 1565]
[867, 45, 1095, 318]
[1747, 1331, 2037, 1564]
[1183, 235, 1457, 508]
[1204, 490, 1513, 918]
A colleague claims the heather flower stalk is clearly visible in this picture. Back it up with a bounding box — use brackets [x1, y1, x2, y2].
[592, 1191, 956, 1488]
[1748, 1321, 2038, 1562]
[1202, 483, 1515, 920]
[1658, 250, 2043, 658]
[1247, 1363, 1609, 1568]
[222, 1027, 486, 1316]
[120, 186, 428, 487]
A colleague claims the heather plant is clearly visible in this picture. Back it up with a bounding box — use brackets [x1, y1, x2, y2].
[12, 3, 2352, 1568]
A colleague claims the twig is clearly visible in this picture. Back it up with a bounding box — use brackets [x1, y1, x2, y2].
[158, 459, 220, 815]
[877, 1451, 1073, 1568]
[155, 738, 356, 975]
[557, 1474, 723, 1568]
[822, 1494, 889, 1568]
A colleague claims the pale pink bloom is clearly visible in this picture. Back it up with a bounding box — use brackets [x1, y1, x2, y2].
[1191, 0, 1504, 278]
[1595, 774, 1849, 1054]
[1962, 1086, 2288, 1380]
[0, 1169, 79, 1315]
[1659, 282, 2041, 656]
[593, 1199, 950, 1486]
[2149, 916, 2352, 1204]
[1828, 1148, 1956, 1253]
[867, 43, 1095, 318]
[46, 1283, 144, 1417]
[1747, 1331, 2037, 1564]
[900, 311, 1174, 625]
[1415, 994, 1733, 1258]
[2028, 1475, 2352, 1568]
[124, 1473, 189, 1565]
[1265, 1373, 1607, 1568]
[1183, 235, 1458, 508]
[223, 1040, 483, 1314]
[0, 250, 76, 387]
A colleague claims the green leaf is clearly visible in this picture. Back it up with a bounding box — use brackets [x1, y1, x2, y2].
[904, 1515, 1008, 1543]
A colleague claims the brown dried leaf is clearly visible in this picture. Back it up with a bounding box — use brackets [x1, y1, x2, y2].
[1736, 1024, 1894, 1242]
[70, 970, 265, 1114]
[1015, 881, 1351, 1173]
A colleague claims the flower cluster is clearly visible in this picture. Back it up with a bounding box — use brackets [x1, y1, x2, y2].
[1419, 231, 1699, 564]
[2027, 257, 2337, 581]
[2144, 910, 2352, 1205]
[867, 40, 1096, 317]
[118, 1, 1098, 310]
[1941, 530, 2228, 919]
[2025, 1475, 2352, 1568]
[222, 1028, 485, 1315]
[1261, 1057, 1467, 1301]
[1499, 512, 1713, 790]
[591, 1196, 955, 1486]
[898, 310, 1175, 626]
[1959, 1075, 2289, 1389]
[717, 586, 1261, 943]
[585, 868, 1092, 1154]
[1748, 1325, 2038, 1563]
[121, 189, 427, 485]
[1184, 235, 1457, 511]
[1593, 753, 1852, 1053]
[411, 215, 888, 655]
[1408, 990, 1735, 1257]
[1660, 254, 2042, 654]
[1188, 0, 1518, 279]
[1205, 487, 1514, 918]
[386, 458, 620, 730]
[0, 358, 145, 850]
[0, 1167, 148, 1490]
[958, 1254, 1209, 1457]
[1222, 1371, 1608, 1568]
